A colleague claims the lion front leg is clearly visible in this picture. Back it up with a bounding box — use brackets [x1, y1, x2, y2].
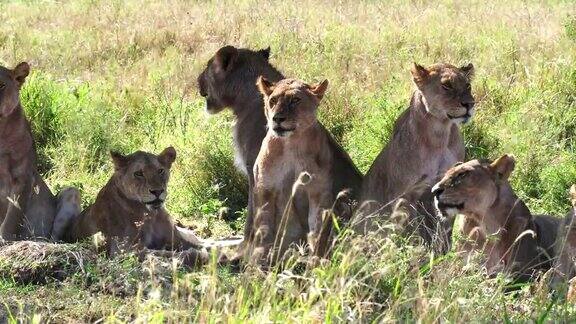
[0, 175, 32, 240]
[137, 247, 209, 269]
[251, 189, 277, 265]
[244, 166, 256, 242]
[306, 182, 333, 255]
[550, 244, 576, 292]
[51, 187, 82, 241]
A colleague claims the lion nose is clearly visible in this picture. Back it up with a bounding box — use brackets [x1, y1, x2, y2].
[273, 115, 286, 124]
[461, 101, 474, 110]
[150, 189, 164, 198]
[431, 184, 444, 197]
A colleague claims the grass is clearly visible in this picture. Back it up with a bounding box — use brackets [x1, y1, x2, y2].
[0, 0, 575, 321]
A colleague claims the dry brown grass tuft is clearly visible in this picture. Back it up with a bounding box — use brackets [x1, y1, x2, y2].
[0, 241, 95, 285]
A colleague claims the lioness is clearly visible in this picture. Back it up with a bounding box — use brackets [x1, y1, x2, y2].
[250, 77, 362, 264]
[0, 62, 80, 241]
[432, 155, 559, 281]
[57, 147, 207, 265]
[355, 62, 475, 249]
[197, 46, 282, 243]
[550, 185, 576, 292]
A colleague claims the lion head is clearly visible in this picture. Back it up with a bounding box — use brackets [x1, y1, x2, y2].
[110, 147, 177, 210]
[0, 62, 30, 119]
[411, 62, 475, 124]
[256, 77, 328, 137]
[432, 154, 516, 221]
[197, 45, 272, 114]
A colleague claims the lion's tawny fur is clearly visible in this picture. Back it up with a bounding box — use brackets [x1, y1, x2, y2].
[433, 155, 560, 281]
[248, 77, 362, 264]
[0, 62, 80, 241]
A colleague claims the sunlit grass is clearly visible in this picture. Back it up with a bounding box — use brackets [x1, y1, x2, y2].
[0, 0, 575, 321]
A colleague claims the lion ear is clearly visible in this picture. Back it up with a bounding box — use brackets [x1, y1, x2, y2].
[110, 151, 129, 170]
[460, 63, 475, 79]
[489, 154, 515, 181]
[309, 79, 329, 100]
[214, 45, 238, 73]
[12, 62, 30, 87]
[256, 76, 274, 97]
[411, 62, 429, 86]
[258, 47, 271, 60]
[158, 146, 177, 168]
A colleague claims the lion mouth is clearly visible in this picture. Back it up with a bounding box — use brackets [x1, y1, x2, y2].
[145, 199, 165, 209]
[447, 113, 472, 122]
[273, 126, 296, 137]
[436, 201, 464, 210]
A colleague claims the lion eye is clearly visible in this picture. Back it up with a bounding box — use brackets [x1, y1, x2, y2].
[134, 170, 144, 178]
[442, 84, 452, 91]
[447, 171, 468, 187]
[0, 82, 5, 90]
[466, 83, 472, 91]
[454, 172, 468, 183]
[158, 169, 165, 175]
[291, 97, 301, 105]
[269, 97, 278, 106]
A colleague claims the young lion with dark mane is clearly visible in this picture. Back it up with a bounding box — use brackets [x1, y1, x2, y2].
[432, 155, 559, 282]
[0, 62, 80, 241]
[249, 77, 361, 264]
[56, 147, 207, 267]
[197, 46, 283, 244]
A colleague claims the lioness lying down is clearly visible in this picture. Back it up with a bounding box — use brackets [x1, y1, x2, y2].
[56, 147, 208, 266]
[249, 77, 361, 264]
[0, 62, 80, 241]
[433, 155, 559, 281]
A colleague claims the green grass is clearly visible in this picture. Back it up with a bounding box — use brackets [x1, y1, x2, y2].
[0, 0, 575, 322]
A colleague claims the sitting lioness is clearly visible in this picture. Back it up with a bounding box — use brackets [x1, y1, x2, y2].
[56, 147, 207, 265]
[249, 77, 362, 264]
[0, 62, 80, 241]
[432, 155, 559, 281]
[354, 62, 475, 250]
[550, 185, 576, 293]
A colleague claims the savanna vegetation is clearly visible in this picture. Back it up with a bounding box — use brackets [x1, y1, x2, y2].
[0, 0, 575, 322]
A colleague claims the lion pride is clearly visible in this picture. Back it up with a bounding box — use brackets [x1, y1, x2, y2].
[0, 62, 80, 241]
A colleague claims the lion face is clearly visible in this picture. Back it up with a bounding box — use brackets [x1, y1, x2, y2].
[0, 62, 29, 119]
[411, 62, 475, 124]
[256, 77, 328, 137]
[110, 147, 177, 210]
[197, 45, 271, 115]
[432, 154, 516, 220]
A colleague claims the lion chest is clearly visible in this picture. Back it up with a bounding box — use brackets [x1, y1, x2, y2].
[438, 148, 460, 176]
[256, 136, 328, 190]
[136, 215, 174, 249]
